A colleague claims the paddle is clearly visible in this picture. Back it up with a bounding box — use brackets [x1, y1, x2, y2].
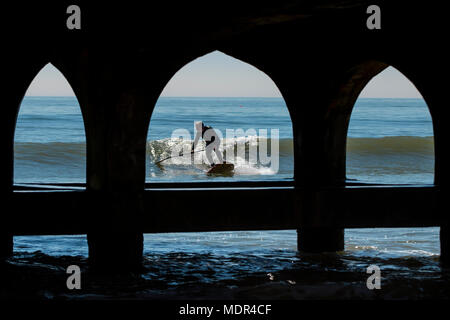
[154, 149, 205, 165]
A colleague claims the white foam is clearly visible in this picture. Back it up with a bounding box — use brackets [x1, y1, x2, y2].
[233, 163, 276, 175]
[148, 135, 279, 176]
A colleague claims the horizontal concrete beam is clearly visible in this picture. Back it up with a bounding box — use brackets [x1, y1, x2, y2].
[4, 185, 442, 236]
[314, 186, 442, 228]
[5, 191, 89, 235]
[142, 187, 297, 233]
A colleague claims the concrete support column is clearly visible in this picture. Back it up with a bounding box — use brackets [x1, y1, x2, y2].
[419, 82, 450, 265]
[86, 191, 145, 272]
[286, 56, 391, 253]
[295, 187, 345, 253]
[293, 123, 346, 253]
[282, 59, 349, 254]
[87, 232, 144, 271]
[80, 52, 155, 272]
[0, 195, 14, 261]
[295, 186, 345, 253]
[440, 223, 450, 265]
[84, 100, 148, 273]
[1, 89, 23, 261]
[0, 233, 13, 259]
[297, 227, 344, 252]
[433, 114, 450, 266]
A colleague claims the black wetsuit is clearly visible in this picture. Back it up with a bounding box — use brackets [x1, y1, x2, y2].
[192, 124, 222, 165]
[202, 125, 215, 147]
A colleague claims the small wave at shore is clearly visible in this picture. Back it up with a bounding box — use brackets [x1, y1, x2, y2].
[7, 228, 445, 299]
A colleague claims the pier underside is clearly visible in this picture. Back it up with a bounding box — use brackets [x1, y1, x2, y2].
[1, 1, 449, 270]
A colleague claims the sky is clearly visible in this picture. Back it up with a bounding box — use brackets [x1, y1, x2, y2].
[25, 51, 423, 98]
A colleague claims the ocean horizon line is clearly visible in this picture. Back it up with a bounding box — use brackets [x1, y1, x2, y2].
[23, 95, 426, 100]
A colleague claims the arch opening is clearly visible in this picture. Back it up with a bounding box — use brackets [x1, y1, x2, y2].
[14, 63, 86, 185]
[146, 51, 294, 183]
[346, 66, 435, 185]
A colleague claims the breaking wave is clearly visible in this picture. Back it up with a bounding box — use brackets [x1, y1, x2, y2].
[147, 136, 292, 176]
[347, 136, 434, 156]
[13, 136, 434, 180]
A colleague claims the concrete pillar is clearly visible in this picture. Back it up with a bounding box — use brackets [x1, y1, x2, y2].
[416, 80, 450, 266]
[292, 105, 346, 253]
[433, 113, 450, 266]
[297, 228, 344, 252]
[440, 224, 450, 266]
[85, 191, 145, 272]
[0, 233, 13, 259]
[1, 83, 24, 261]
[281, 56, 355, 254]
[295, 187, 345, 253]
[84, 88, 148, 271]
[87, 232, 144, 272]
[78, 52, 155, 272]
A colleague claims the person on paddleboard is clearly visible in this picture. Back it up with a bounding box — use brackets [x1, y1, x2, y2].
[192, 121, 223, 166]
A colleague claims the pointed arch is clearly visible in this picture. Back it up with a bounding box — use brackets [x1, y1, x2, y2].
[145, 50, 294, 183]
[346, 65, 435, 185]
[14, 63, 87, 185]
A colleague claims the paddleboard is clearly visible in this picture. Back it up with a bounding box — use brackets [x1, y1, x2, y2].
[206, 162, 234, 175]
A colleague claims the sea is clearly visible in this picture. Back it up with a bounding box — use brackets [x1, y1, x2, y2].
[6, 96, 447, 300]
